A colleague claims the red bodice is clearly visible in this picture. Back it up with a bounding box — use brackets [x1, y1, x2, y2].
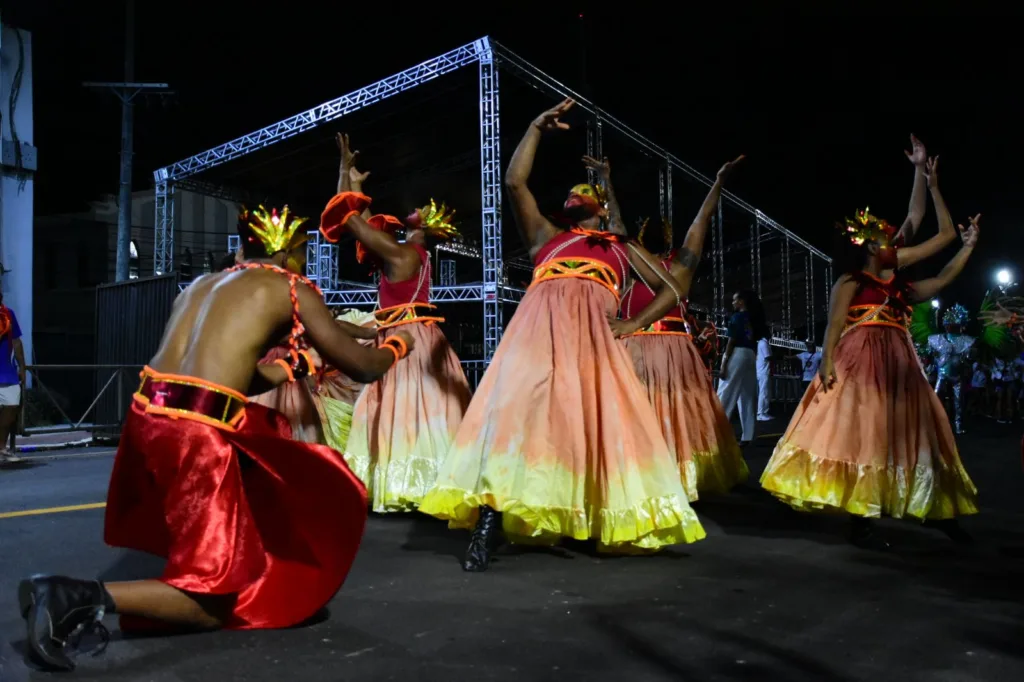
[620, 254, 686, 319]
[844, 271, 914, 332]
[848, 271, 912, 308]
[378, 244, 431, 308]
[533, 229, 630, 281]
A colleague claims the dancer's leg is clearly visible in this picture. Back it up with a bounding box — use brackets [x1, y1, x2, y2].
[106, 580, 233, 629]
[717, 371, 740, 419]
[757, 370, 771, 419]
[737, 359, 757, 443]
[20, 576, 233, 671]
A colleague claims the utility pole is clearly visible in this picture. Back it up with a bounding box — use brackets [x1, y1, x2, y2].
[84, 0, 171, 282]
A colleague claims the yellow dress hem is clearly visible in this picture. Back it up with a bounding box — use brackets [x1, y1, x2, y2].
[419, 488, 706, 550]
[760, 440, 979, 520]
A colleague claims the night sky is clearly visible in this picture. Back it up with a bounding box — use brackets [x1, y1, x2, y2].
[8, 2, 1024, 308]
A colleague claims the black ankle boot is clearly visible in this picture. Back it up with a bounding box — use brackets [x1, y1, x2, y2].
[463, 506, 503, 572]
[849, 517, 890, 550]
[18, 575, 115, 671]
[924, 519, 975, 545]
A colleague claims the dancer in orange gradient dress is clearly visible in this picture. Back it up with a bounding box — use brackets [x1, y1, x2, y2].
[252, 320, 377, 445]
[608, 156, 748, 501]
[318, 134, 472, 512]
[314, 308, 378, 453]
[761, 158, 980, 548]
[18, 200, 414, 671]
[420, 99, 705, 571]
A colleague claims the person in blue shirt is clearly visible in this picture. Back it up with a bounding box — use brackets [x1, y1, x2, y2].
[717, 289, 769, 446]
[0, 291, 26, 463]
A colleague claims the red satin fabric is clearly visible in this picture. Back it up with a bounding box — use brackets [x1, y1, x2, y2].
[104, 399, 368, 630]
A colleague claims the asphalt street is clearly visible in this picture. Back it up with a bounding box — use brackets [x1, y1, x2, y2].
[1, 421, 1023, 682]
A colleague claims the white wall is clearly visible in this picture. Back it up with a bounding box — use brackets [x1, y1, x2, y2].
[0, 25, 34, 369]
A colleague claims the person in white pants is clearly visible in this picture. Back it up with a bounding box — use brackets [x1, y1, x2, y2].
[756, 337, 773, 421]
[718, 289, 769, 445]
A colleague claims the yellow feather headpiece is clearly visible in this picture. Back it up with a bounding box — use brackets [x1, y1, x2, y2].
[636, 217, 650, 243]
[839, 207, 896, 247]
[661, 217, 673, 249]
[240, 205, 309, 255]
[415, 199, 461, 240]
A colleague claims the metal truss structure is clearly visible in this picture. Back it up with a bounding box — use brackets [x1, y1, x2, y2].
[154, 36, 831, 364]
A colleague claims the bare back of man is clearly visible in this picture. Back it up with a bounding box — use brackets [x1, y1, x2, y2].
[151, 267, 406, 393]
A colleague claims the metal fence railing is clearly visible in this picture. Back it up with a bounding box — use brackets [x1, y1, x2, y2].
[18, 365, 143, 437]
[12, 360, 805, 450]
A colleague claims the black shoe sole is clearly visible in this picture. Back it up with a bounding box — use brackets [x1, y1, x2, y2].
[18, 578, 75, 672]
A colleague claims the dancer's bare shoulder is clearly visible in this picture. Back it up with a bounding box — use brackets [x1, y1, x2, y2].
[150, 268, 295, 390]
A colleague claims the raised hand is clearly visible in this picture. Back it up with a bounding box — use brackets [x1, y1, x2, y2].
[957, 213, 981, 247]
[582, 155, 611, 178]
[336, 133, 359, 169]
[905, 134, 927, 166]
[349, 166, 371, 185]
[716, 154, 745, 182]
[532, 98, 575, 132]
[924, 156, 939, 188]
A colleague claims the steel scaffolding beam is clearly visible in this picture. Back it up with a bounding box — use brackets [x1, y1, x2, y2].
[478, 40, 502, 361]
[156, 34, 832, 364]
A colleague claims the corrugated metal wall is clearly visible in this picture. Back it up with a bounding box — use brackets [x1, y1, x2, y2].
[94, 275, 179, 436]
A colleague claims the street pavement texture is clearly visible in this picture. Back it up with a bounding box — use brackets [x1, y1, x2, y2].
[1, 421, 1023, 682]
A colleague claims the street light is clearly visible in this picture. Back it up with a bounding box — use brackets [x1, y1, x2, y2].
[931, 299, 940, 309]
[997, 269, 1012, 286]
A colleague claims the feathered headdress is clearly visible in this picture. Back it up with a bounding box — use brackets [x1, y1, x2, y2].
[942, 303, 969, 327]
[636, 217, 650, 244]
[239, 205, 309, 255]
[412, 199, 461, 239]
[839, 207, 897, 247]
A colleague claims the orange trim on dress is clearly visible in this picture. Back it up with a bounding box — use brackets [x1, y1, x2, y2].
[625, 316, 692, 337]
[374, 302, 445, 329]
[133, 366, 247, 432]
[530, 257, 621, 300]
[842, 303, 909, 335]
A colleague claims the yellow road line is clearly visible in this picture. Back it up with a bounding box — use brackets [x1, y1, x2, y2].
[0, 502, 107, 520]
